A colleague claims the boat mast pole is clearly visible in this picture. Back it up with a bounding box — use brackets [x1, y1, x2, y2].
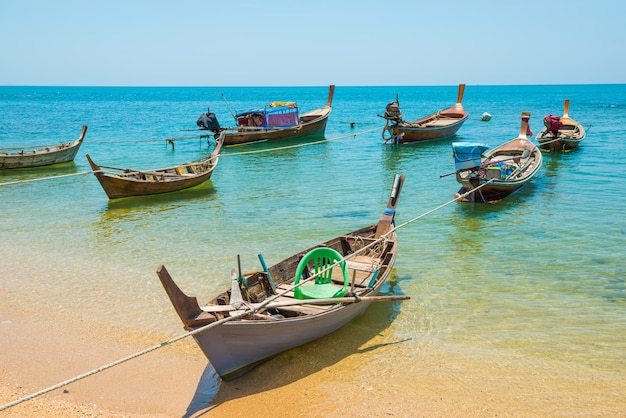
[218, 91, 237, 123]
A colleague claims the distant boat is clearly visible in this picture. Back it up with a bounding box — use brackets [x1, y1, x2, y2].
[86, 131, 223, 199]
[0, 125, 87, 169]
[382, 84, 469, 144]
[157, 174, 407, 380]
[453, 112, 542, 203]
[536, 100, 586, 151]
[214, 85, 335, 146]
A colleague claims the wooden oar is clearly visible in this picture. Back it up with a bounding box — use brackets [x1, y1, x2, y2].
[200, 294, 411, 313]
[375, 173, 405, 238]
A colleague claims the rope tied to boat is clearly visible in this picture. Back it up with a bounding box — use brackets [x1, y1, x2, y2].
[0, 127, 383, 187]
[0, 171, 92, 187]
[0, 170, 493, 412]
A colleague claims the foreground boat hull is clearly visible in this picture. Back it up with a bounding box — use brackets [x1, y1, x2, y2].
[0, 126, 87, 169]
[158, 175, 405, 380]
[195, 291, 377, 379]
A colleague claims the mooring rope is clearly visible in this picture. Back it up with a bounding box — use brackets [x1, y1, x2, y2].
[0, 179, 489, 412]
[0, 309, 252, 412]
[334, 119, 378, 127]
[0, 171, 93, 187]
[221, 126, 380, 157]
[0, 127, 382, 187]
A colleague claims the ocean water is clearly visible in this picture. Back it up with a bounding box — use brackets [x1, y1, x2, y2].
[1, 85, 625, 396]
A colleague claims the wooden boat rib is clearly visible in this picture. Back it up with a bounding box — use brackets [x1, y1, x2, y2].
[383, 84, 469, 144]
[157, 174, 406, 380]
[86, 131, 224, 199]
[221, 85, 334, 146]
[536, 99, 586, 151]
[0, 125, 87, 169]
[454, 112, 543, 203]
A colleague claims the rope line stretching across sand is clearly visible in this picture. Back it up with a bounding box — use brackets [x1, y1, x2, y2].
[0, 178, 494, 412]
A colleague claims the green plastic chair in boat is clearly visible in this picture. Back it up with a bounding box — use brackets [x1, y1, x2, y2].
[293, 247, 349, 300]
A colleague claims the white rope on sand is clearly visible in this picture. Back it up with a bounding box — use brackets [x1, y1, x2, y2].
[0, 310, 251, 412]
[0, 179, 488, 412]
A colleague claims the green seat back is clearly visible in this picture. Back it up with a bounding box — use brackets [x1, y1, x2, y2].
[293, 247, 349, 300]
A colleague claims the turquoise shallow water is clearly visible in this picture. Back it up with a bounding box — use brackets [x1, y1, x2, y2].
[1, 85, 624, 383]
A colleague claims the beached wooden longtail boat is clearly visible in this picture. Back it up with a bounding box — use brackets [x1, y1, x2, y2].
[453, 112, 542, 203]
[215, 85, 334, 146]
[536, 99, 586, 151]
[86, 131, 224, 199]
[382, 84, 469, 144]
[157, 174, 407, 380]
[0, 125, 87, 169]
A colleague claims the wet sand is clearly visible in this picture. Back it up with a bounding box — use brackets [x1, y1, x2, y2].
[2, 298, 625, 418]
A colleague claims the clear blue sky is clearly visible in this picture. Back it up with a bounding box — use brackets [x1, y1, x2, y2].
[1, 0, 624, 86]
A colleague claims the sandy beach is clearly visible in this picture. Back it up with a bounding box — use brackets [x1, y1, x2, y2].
[2, 295, 624, 418]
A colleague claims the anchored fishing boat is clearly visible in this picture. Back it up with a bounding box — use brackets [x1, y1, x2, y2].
[536, 99, 586, 151]
[0, 125, 87, 169]
[453, 112, 542, 203]
[86, 131, 223, 199]
[157, 174, 407, 380]
[207, 85, 335, 146]
[381, 84, 469, 144]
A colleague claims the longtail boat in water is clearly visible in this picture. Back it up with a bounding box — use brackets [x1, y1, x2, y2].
[86, 131, 224, 199]
[453, 112, 542, 203]
[536, 99, 586, 151]
[0, 125, 87, 169]
[157, 174, 408, 380]
[202, 85, 334, 146]
[382, 84, 468, 144]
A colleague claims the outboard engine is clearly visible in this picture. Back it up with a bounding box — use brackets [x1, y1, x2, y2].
[197, 107, 221, 138]
[383, 100, 403, 123]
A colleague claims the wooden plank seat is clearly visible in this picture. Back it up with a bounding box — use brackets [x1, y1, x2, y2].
[336, 255, 381, 288]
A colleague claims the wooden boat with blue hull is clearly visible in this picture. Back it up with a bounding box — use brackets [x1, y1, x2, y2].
[86, 131, 224, 199]
[157, 174, 407, 380]
[0, 125, 87, 169]
[382, 84, 469, 144]
[536, 99, 586, 151]
[454, 112, 542, 203]
[219, 85, 334, 146]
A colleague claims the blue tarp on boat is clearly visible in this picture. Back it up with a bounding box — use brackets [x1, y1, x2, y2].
[452, 142, 489, 171]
